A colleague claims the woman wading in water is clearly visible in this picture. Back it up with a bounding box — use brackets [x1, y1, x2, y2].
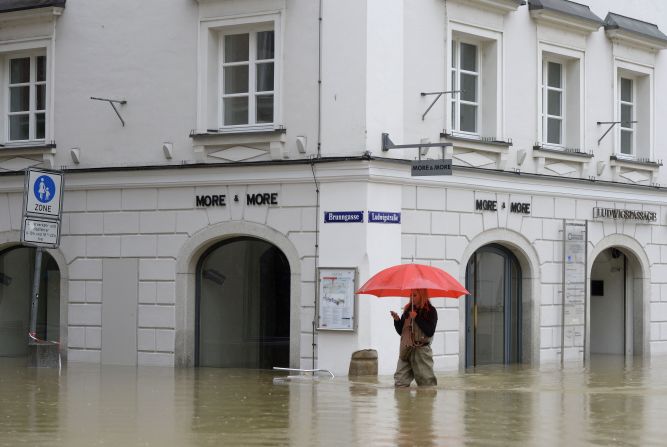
[390, 289, 438, 387]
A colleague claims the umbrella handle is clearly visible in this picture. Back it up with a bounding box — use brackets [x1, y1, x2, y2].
[411, 297, 415, 339]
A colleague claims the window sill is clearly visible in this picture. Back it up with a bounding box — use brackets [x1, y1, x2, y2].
[191, 127, 285, 138]
[439, 132, 512, 169]
[610, 155, 662, 169]
[0, 141, 56, 170]
[532, 144, 592, 177]
[0, 141, 55, 156]
[532, 145, 594, 160]
[609, 155, 661, 184]
[190, 128, 287, 161]
[440, 132, 512, 154]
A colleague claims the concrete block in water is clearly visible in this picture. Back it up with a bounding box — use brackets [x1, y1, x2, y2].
[28, 344, 60, 368]
[348, 349, 378, 376]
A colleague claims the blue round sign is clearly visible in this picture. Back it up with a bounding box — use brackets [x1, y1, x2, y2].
[33, 175, 56, 204]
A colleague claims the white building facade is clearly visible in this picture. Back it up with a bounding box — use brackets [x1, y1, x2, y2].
[1, 0, 667, 376]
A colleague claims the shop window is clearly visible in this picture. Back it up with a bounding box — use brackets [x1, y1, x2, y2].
[196, 237, 290, 369]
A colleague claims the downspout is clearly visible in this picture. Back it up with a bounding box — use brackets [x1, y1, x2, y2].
[318, 0, 323, 158]
[311, 0, 324, 369]
[310, 158, 320, 370]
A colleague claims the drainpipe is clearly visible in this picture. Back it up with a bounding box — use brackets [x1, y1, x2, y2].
[310, 159, 320, 370]
[317, 0, 323, 158]
[310, 0, 324, 370]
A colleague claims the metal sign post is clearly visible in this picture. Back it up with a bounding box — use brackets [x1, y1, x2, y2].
[21, 168, 64, 363]
[381, 133, 453, 177]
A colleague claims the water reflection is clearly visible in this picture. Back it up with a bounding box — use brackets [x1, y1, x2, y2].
[394, 388, 436, 447]
[2, 356, 667, 445]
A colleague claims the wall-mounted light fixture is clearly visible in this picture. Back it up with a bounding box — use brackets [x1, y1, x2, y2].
[517, 149, 527, 166]
[296, 136, 307, 154]
[419, 138, 431, 157]
[70, 148, 80, 164]
[162, 142, 173, 159]
[597, 161, 606, 176]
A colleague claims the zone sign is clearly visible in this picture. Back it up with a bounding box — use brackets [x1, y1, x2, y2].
[25, 169, 63, 218]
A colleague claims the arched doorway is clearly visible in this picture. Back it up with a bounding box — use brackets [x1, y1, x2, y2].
[0, 246, 60, 356]
[590, 247, 643, 357]
[195, 237, 291, 369]
[465, 244, 521, 367]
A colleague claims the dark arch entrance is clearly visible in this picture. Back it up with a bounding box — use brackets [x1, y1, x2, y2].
[196, 237, 290, 369]
[0, 246, 60, 356]
[465, 244, 522, 367]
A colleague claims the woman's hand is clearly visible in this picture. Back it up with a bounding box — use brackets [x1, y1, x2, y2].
[409, 310, 417, 319]
[390, 311, 400, 321]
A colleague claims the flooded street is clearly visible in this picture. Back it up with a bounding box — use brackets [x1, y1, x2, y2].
[1, 356, 667, 446]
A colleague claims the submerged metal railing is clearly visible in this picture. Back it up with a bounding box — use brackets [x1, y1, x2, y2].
[273, 367, 334, 379]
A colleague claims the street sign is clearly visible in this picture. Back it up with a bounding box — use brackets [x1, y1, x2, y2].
[411, 159, 452, 176]
[25, 169, 63, 218]
[22, 218, 60, 247]
[21, 168, 64, 248]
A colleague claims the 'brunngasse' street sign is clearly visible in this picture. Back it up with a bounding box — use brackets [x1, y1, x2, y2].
[21, 168, 64, 248]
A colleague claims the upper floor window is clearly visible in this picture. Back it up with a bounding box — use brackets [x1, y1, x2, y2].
[450, 40, 479, 134]
[446, 25, 502, 142]
[542, 60, 563, 146]
[618, 77, 634, 156]
[537, 46, 583, 151]
[198, 13, 281, 134]
[614, 64, 651, 160]
[221, 28, 275, 128]
[7, 54, 46, 142]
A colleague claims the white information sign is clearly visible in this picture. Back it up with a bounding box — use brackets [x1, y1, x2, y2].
[25, 169, 63, 218]
[317, 268, 356, 331]
[22, 218, 60, 246]
[561, 221, 587, 361]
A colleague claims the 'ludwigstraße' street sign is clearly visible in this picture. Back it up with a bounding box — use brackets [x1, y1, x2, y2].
[411, 159, 452, 176]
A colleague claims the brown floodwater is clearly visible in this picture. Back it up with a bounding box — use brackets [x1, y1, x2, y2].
[0, 355, 666, 446]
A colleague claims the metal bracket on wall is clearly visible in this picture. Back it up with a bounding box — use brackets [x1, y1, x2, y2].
[91, 97, 127, 127]
[421, 90, 462, 120]
[596, 120, 637, 146]
[382, 133, 452, 159]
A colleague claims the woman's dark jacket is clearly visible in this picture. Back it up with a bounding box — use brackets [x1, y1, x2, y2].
[393, 303, 438, 337]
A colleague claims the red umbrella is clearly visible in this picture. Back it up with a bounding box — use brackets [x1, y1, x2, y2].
[355, 263, 469, 298]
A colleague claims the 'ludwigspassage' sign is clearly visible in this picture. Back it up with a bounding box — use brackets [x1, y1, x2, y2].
[593, 207, 657, 222]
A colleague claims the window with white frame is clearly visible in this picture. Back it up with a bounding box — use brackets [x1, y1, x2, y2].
[6, 53, 46, 142]
[618, 77, 634, 156]
[538, 48, 583, 151]
[220, 26, 275, 129]
[450, 39, 479, 134]
[447, 27, 502, 141]
[614, 65, 651, 160]
[542, 61, 564, 146]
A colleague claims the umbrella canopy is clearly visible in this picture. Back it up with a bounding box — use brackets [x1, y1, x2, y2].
[356, 263, 469, 298]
